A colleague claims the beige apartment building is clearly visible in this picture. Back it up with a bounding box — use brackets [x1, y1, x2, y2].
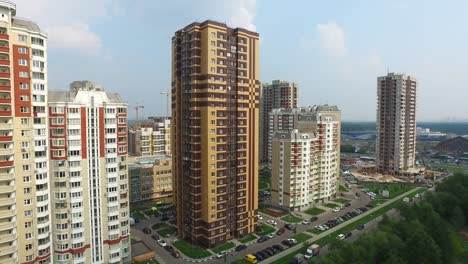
[48, 81, 130, 263]
[129, 155, 173, 204]
[259, 80, 298, 164]
[128, 117, 171, 157]
[376, 73, 417, 174]
[0, 1, 51, 263]
[270, 106, 341, 211]
[172, 20, 260, 247]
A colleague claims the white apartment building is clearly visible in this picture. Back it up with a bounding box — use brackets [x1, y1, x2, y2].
[270, 106, 341, 211]
[48, 81, 130, 263]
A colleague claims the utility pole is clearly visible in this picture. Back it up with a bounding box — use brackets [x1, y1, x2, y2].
[160, 91, 170, 117]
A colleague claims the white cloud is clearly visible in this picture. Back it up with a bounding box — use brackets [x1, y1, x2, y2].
[316, 22, 347, 58]
[13, 0, 121, 54]
[226, 0, 257, 31]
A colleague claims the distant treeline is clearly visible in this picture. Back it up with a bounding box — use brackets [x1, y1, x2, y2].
[342, 122, 468, 135]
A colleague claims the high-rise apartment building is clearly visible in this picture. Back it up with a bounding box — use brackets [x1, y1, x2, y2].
[128, 117, 171, 157]
[0, 2, 51, 263]
[259, 80, 297, 163]
[172, 20, 260, 247]
[270, 106, 341, 211]
[376, 73, 417, 174]
[48, 81, 130, 263]
[129, 155, 173, 204]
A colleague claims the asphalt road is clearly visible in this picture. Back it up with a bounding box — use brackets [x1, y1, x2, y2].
[131, 184, 372, 264]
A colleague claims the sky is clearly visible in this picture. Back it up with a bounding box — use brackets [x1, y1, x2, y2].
[13, 0, 468, 122]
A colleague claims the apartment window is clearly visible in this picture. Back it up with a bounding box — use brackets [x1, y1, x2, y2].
[18, 35, 27, 42]
[23, 176, 31, 183]
[20, 106, 29, 113]
[211, 32, 216, 38]
[19, 71, 29, 78]
[211, 49, 216, 55]
[210, 41, 216, 46]
[24, 210, 32, 217]
[51, 117, 64, 125]
[24, 199, 32, 205]
[18, 47, 28, 54]
[24, 187, 32, 194]
[22, 153, 30, 160]
[18, 59, 28, 66]
[19, 83, 29, 89]
[25, 221, 32, 228]
[52, 107, 64, 114]
[23, 165, 30, 171]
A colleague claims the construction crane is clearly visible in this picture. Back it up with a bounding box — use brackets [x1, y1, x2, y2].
[131, 105, 144, 129]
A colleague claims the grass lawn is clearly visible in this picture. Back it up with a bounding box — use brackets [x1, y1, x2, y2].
[304, 207, 325, 216]
[271, 245, 309, 264]
[157, 226, 177, 237]
[257, 223, 276, 236]
[239, 233, 257, 244]
[292, 233, 312, 243]
[211, 242, 236, 254]
[439, 164, 467, 174]
[131, 211, 145, 219]
[281, 214, 303, 223]
[172, 240, 212, 259]
[323, 203, 340, 209]
[151, 222, 169, 230]
[259, 176, 270, 191]
[333, 198, 351, 204]
[362, 182, 413, 199]
[370, 198, 387, 207]
[339, 185, 349, 192]
[307, 228, 324, 235]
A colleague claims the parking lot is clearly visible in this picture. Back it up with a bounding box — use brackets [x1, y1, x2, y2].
[131, 183, 371, 263]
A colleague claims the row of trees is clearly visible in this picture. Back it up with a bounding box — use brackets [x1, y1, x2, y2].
[318, 173, 468, 263]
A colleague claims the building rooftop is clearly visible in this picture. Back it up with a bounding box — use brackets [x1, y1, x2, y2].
[128, 155, 172, 168]
[271, 105, 340, 114]
[131, 241, 153, 257]
[49, 81, 125, 105]
[12, 17, 45, 34]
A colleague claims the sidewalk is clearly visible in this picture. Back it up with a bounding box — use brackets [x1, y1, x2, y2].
[262, 187, 421, 264]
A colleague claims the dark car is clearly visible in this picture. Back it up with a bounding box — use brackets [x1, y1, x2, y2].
[164, 245, 174, 253]
[366, 204, 374, 208]
[282, 239, 293, 247]
[143, 227, 151, 234]
[254, 253, 265, 261]
[134, 218, 140, 223]
[235, 244, 247, 252]
[171, 251, 180, 258]
[345, 203, 351, 207]
[284, 224, 295, 230]
[257, 236, 269, 243]
[276, 227, 285, 236]
[273, 244, 285, 252]
[360, 207, 368, 212]
[262, 249, 272, 257]
[310, 216, 319, 222]
[356, 224, 365, 230]
[151, 234, 160, 240]
[257, 251, 267, 259]
[268, 246, 278, 254]
[346, 232, 352, 238]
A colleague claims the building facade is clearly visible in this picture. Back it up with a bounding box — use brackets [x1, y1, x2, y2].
[129, 155, 173, 204]
[48, 81, 130, 263]
[128, 117, 171, 157]
[0, 2, 51, 263]
[376, 73, 417, 173]
[270, 106, 341, 211]
[172, 20, 260, 247]
[259, 80, 297, 164]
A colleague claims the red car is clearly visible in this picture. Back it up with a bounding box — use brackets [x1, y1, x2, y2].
[276, 227, 285, 235]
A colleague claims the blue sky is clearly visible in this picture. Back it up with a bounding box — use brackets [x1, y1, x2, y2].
[15, 0, 468, 121]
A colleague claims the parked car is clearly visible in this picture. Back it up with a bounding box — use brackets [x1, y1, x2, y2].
[216, 251, 228, 259]
[337, 234, 345, 240]
[287, 238, 298, 245]
[143, 227, 152, 234]
[235, 244, 247, 252]
[356, 224, 365, 230]
[415, 193, 421, 198]
[267, 233, 275, 239]
[366, 204, 375, 208]
[151, 234, 159, 240]
[157, 239, 167, 247]
[345, 203, 351, 207]
[333, 207, 341, 212]
[282, 239, 294, 247]
[302, 219, 311, 225]
[284, 224, 295, 230]
[273, 244, 285, 252]
[264, 248, 275, 256]
[310, 216, 319, 222]
[267, 220, 277, 226]
[256, 214, 263, 220]
[171, 251, 180, 258]
[346, 232, 352, 238]
[257, 236, 269, 243]
[254, 252, 265, 261]
[164, 245, 174, 253]
[269, 246, 278, 254]
[276, 227, 285, 235]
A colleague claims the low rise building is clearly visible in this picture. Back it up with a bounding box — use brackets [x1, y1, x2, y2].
[128, 117, 171, 157]
[129, 155, 173, 204]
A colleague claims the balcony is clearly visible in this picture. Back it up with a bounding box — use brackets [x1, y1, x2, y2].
[0, 124, 11, 130]
[0, 221, 15, 232]
[0, 233, 16, 244]
[0, 149, 12, 156]
[0, 34, 8, 41]
[0, 245, 15, 257]
[0, 111, 10, 117]
[0, 257, 17, 264]
[0, 60, 8, 67]
[0, 185, 13, 193]
[0, 198, 14, 207]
